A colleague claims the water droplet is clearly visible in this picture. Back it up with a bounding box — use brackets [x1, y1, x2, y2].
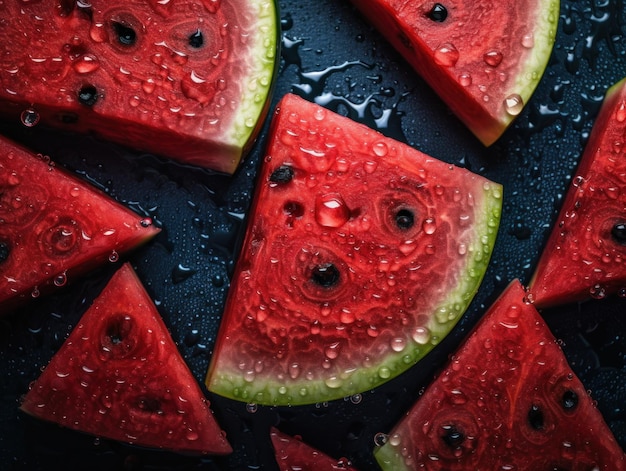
[372, 141, 388, 157]
[483, 50, 503, 67]
[325, 342, 340, 359]
[20, 107, 40, 127]
[245, 403, 257, 413]
[504, 94, 524, 116]
[390, 337, 406, 352]
[325, 376, 343, 388]
[373, 432, 388, 447]
[108, 251, 119, 263]
[422, 217, 436, 234]
[73, 54, 100, 74]
[412, 326, 430, 345]
[458, 73, 472, 87]
[53, 272, 67, 287]
[434, 43, 459, 67]
[589, 284, 606, 299]
[616, 101, 626, 122]
[349, 393, 362, 404]
[315, 193, 350, 228]
[521, 33, 535, 48]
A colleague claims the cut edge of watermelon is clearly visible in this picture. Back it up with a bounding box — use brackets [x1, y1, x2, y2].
[527, 75, 626, 308]
[206, 167, 503, 406]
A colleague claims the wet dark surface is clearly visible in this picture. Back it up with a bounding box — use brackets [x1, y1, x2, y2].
[1, 0, 626, 469]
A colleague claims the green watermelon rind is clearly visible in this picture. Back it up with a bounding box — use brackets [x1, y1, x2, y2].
[507, 0, 559, 126]
[226, 0, 280, 156]
[207, 175, 503, 406]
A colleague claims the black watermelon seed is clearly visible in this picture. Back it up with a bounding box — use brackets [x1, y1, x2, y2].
[189, 29, 204, 48]
[561, 389, 579, 411]
[427, 3, 448, 22]
[611, 222, 626, 244]
[395, 208, 415, 230]
[527, 404, 545, 430]
[0, 241, 9, 264]
[311, 263, 340, 288]
[112, 21, 137, 46]
[270, 165, 295, 184]
[441, 425, 464, 448]
[78, 85, 99, 106]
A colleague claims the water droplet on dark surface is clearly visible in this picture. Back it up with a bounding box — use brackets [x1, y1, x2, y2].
[20, 108, 40, 127]
[172, 264, 197, 284]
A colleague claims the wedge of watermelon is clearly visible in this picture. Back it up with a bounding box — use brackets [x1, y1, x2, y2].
[348, 0, 559, 146]
[270, 427, 359, 471]
[20, 262, 232, 455]
[0, 135, 159, 313]
[206, 93, 503, 406]
[374, 279, 626, 470]
[528, 76, 626, 308]
[0, 0, 278, 174]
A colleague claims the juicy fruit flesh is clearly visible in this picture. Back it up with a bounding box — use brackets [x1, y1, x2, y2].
[19, 263, 232, 455]
[529, 76, 626, 308]
[374, 280, 626, 470]
[0, 135, 159, 311]
[349, 0, 559, 145]
[206, 93, 503, 406]
[0, 0, 278, 174]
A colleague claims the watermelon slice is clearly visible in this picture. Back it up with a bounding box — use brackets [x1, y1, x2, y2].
[0, 0, 278, 174]
[0, 135, 159, 312]
[20, 262, 232, 456]
[528, 76, 626, 308]
[205, 93, 503, 406]
[270, 427, 359, 471]
[348, 0, 559, 145]
[374, 279, 626, 470]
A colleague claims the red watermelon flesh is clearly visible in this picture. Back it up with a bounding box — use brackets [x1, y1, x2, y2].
[0, 135, 159, 313]
[374, 279, 626, 471]
[19, 262, 232, 456]
[348, 0, 559, 146]
[206, 93, 503, 406]
[0, 0, 278, 174]
[270, 427, 359, 471]
[528, 76, 626, 308]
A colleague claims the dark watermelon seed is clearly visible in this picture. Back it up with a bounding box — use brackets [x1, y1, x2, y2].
[78, 85, 99, 106]
[0, 241, 9, 264]
[270, 165, 295, 184]
[311, 263, 340, 288]
[427, 3, 448, 22]
[112, 21, 137, 46]
[136, 396, 163, 414]
[611, 222, 626, 244]
[105, 317, 128, 345]
[561, 389, 579, 411]
[527, 404, 545, 430]
[440, 424, 464, 448]
[395, 208, 415, 230]
[188, 29, 204, 48]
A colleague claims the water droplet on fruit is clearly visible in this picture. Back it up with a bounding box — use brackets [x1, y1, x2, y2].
[373, 432, 388, 447]
[73, 54, 100, 74]
[20, 107, 40, 127]
[483, 50, 503, 67]
[504, 94, 524, 116]
[521, 32, 535, 48]
[325, 342, 340, 359]
[458, 73, 472, 87]
[390, 337, 406, 352]
[434, 43, 459, 67]
[412, 326, 431, 345]
[325, 376, 343, 388]
[315, 193, 350, 227]
[378, 367, 391, 379]
[422, 217, 436, 234]
[372, 141, 388, 157]
[616, 101, 626, 122]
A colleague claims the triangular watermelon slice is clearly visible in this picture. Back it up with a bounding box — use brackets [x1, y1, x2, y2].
[19, 262, 232, 456]
[270, 427, 359, 471]
[206, 93, 503, 406]
[348, 0, 559, 145]
[0, 135, 159, 312]
[0, 0, 278, 174]
[374, 279, 626, 470]
[528, 76, 626, 308]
